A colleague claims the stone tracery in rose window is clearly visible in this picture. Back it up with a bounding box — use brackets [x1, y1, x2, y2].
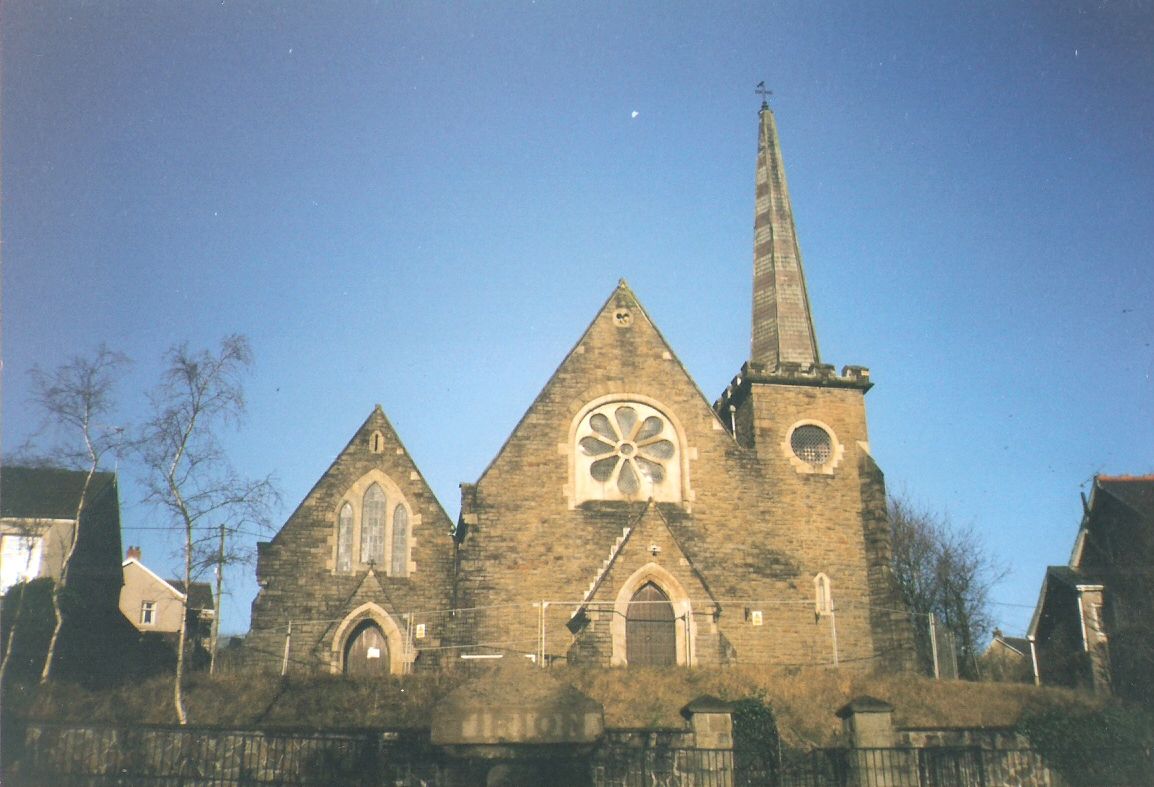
[575, 402, 681, 503]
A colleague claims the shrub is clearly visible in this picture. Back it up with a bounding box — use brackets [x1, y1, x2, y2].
[1017, 704, 1154, 786]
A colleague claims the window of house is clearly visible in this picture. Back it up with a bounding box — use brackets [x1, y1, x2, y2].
[0, 534, 42, 594]
[575, 401, 681, 503]
[361, 484, 386, 566]
[337, 503, 354, 572]
[390, 505, 409, 577]
[141, 600, 156, 626]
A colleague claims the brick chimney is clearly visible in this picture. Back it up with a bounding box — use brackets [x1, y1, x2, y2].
[126, 545, 142, 561]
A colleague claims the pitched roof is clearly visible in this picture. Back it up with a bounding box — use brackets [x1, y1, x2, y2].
[1097, 475, 1154, 521]
[0, 465, 115, 519]
[168, 580, 214, 611]
[993, 635, 1031, 656]
[1045, 564, 1103, 588]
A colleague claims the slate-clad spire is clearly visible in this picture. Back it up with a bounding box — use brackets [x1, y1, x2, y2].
[750, 102, 820, 369]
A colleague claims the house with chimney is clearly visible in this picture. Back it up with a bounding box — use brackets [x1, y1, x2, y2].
[120, 547, 215, 657]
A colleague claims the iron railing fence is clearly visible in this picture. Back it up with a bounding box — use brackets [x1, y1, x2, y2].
[9, 721, 1154, 787]
[736, 745, 1154, 787]
[11, 722, 445, 787]
[596, 745, 733, 787]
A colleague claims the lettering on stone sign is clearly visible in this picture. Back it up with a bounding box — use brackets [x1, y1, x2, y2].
[535, 713, 557, 737]
[460, 712, 477, 738]
[453, 710, 597, 742]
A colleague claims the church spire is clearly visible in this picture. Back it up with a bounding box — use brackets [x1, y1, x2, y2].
[750, 101, 820, 370]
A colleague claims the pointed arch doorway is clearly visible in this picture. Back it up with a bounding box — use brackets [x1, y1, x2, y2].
[344, 620, 389, 676]
[626, 582, 676, 666]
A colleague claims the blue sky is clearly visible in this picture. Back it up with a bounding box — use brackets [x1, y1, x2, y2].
[4, 2, 1152, 638]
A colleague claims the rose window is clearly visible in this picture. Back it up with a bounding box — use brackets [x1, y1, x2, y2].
[576, 403, 680, 501]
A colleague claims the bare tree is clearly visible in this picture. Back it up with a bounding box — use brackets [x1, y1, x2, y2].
[138, 335, 276, 724]
[889, 495, 1006, 679]
[21, 347, 130, 683]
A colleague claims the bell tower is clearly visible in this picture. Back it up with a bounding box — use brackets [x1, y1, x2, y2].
[713, 98, 911, 670]
[716, 99, 874, 455]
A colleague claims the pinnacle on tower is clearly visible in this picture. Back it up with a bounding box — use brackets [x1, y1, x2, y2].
[750, 103, 820, 370]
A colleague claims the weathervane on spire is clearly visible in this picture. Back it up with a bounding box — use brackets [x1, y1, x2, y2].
[755, 81, 772, 109]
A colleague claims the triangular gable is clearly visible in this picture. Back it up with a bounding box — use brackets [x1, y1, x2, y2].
[473, 280, 731, 487]
[573, 500, 719, 619]
[1072, 475, 1154, 569]
[122, 558, 185, 603]
[319, 568, 415, 673]
[343, 569, 394, 616]
[268, 404, 452, 546]
[319, 568, 396, 642]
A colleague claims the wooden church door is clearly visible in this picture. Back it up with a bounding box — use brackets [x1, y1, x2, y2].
[626, 582, 676, 666]
[344, 620, 388, 676]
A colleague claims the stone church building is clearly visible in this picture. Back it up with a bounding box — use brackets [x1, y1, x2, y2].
[246, 104, 911, 676]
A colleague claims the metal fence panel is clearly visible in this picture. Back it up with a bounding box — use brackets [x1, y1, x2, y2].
[11, 722, 1154, 787]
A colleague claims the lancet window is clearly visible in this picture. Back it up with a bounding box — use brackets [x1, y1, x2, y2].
[391, 505, 409, 577]
[361, 484, 387, 566]
[337, 503, 354, 573]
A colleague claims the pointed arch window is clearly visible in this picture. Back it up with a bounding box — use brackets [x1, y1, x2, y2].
[361, 484, 386, 566]
[390, 505, 409, 577]
[337, 503, 354, 572]
[814, 573, 833, 617]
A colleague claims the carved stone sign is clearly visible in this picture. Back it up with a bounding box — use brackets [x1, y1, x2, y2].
[430, 660, 604, 746]
[437, 708, 603, 745]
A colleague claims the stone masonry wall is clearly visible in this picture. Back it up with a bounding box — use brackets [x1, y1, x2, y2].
[456, 283, 904, 670]
[246, 407, 455, 674]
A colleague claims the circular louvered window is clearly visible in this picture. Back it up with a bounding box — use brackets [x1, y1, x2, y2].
[790, 424, 832, 467]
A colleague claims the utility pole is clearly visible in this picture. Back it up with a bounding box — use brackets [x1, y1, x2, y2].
[929, 613, 941, 679]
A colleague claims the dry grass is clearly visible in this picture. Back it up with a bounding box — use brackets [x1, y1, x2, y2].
[15, 666, 1107, 747]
